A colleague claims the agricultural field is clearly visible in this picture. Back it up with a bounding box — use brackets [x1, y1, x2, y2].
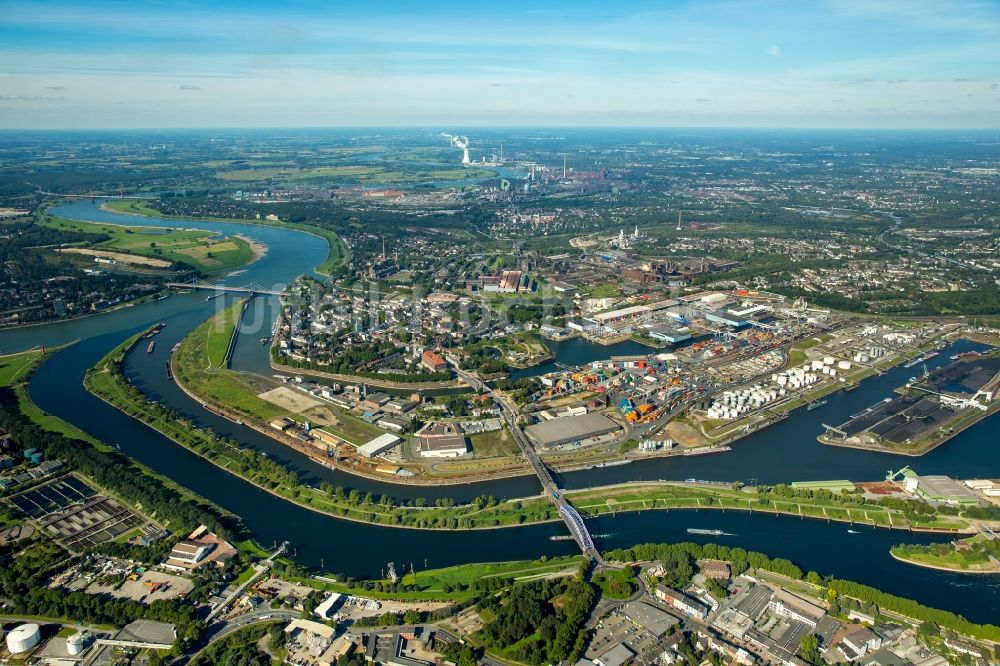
[213, 164, 496, 184]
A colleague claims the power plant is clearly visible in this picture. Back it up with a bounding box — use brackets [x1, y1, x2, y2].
[440, 132, 470, 164]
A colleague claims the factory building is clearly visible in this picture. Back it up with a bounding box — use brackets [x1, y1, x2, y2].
[480, 269, 530, 293]
[592, 304, 649, 325]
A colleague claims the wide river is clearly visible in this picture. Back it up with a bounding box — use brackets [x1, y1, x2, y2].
[2, 200, 997, 622]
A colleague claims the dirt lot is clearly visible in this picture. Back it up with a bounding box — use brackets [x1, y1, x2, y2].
[663, 420, 707, 447]
[255, 576, 314, 603]
[58, 247, 172, 268]
[339, 596, 450, 620]
[301, 405, 339, 425]
[0, 523, 34, 546]
[258, 386, 322, 413]
[86, 570, 194, 604]
[444, 606, 485, 636]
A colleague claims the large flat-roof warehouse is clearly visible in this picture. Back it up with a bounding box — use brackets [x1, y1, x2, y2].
[525, 413, 620, 448]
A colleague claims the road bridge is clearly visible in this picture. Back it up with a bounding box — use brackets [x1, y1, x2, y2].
[448, 358, 600, 561]
[167, 277, 287, 297]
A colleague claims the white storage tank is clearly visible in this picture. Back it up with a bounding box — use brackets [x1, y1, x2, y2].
[837, 360, 852, 370]
[823, 356, 835, 366]
[67, 632, 90, 656]
[6, 623, 41, 654]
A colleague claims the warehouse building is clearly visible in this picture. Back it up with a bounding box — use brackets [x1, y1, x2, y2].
[524, 413, 619, 448]
[357, 433, 402, 458]
[415, 423, 469, 458]
[704, 309, 750, 329]
[166, 540, 214, 566]
[768, 589, 826, 628]
[592, 304, 649, 326]
[622, 601, 680, 638]
[648, 324, 692, 344]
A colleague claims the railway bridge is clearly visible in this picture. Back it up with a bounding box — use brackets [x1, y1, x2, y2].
[448, 358, 600, 562]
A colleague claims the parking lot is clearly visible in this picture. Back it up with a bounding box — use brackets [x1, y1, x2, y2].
[586, 608, 659, 663]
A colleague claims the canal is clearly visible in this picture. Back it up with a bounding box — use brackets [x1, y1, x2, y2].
[1, 200, 997, 622]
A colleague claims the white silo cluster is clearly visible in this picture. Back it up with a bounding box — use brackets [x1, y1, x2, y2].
[782, 362, 832, 388]
[705, 355, 853, 422]
[706, 383, 785, 421]
[853, 345, 884, 364]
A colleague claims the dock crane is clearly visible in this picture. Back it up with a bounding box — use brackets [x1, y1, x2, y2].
[885, 466, 912, 482]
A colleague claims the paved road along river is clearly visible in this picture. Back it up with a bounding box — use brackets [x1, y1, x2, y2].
[1, 200, 997, 622]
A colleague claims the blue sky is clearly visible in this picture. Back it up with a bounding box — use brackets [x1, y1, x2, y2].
[0, 0, 998, 128]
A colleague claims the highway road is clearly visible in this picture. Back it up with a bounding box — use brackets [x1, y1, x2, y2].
[174, 608, 299, 666]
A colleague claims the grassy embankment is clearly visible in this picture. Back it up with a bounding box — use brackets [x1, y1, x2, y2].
[564, 482, 975, 533]
[0, 346, 106, 448]
[891, 536, 1000, 573]
[103, 199, 348, 275]
[41, 215, 253, 273]
[288, 555, 585, 603]
[174, 298, 286, 422]
[0, 348, 47, 387]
